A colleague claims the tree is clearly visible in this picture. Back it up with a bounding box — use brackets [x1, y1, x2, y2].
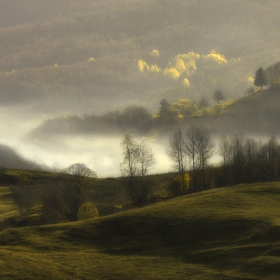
[198, 96, 209, 108]
[259, 134, 280, 181]
[265, 62, 280, 87]
[121, 134, 156, 204]
[64, 163, 97, 220]
[118, 105, 152, 134]
[185, 125, 214, 191]
[167, 129, 188, 194]
[218, 136, 236, 185]
[120, 134, 139, 180]
[254, 67, 267, 90]
[167, 129, 186, 174]
[138, 141, 156, 185]
[213, 89, 225, 104]
[65, 163, 96, 193]
[11, 181, 35, 222]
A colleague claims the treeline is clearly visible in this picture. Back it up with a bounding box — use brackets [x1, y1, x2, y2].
[30, 98, 215, 137]
[167, 127, 280, 197]
[119, 128, 280, 206]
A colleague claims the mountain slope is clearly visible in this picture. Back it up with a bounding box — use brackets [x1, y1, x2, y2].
[0, 144, 43, 170]
[0, 0, 280, 113]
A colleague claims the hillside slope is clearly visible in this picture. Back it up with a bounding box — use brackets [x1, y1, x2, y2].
[0, 182, 280, 279]
[1, 0, 280, 113]
[27, 86, 280, 139]
[201, 86, 280, 134]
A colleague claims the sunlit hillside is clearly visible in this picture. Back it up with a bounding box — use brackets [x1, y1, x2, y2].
[0, 0, 280, 114]
[1, 182, 280, 279]
[26, 85, 280, 142]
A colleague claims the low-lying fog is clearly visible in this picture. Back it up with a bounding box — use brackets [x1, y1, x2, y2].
[0, 108, 173, 177]
[1, 105, 272, 178]
[27, 134, 173, 177]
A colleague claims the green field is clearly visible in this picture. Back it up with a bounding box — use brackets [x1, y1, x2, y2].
[0, 179, 280, 279]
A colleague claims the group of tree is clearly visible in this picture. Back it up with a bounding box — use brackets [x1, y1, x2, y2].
[166, 127, 280, 197]
[254, 62, 280, 91]
[120, 134, 156, 205]
[217, 134, 280, 186]
[32, 100, 206, 138]
[167, 126, 214, 195]
[11, 163, 98, 225]
[265, 62, 280, 87]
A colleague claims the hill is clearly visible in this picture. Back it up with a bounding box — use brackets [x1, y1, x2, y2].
[193, 85, 280, 134]
[27, 86, 280, 140]
[1, 0, 280, 114]
[0, 144, 44, 170]
[0, 182, 280, 279]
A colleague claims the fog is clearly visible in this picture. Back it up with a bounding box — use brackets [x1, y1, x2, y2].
[0, 107, 172, 177]
[0, 0, 280, 177]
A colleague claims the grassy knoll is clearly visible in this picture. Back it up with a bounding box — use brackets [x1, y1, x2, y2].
[0, 182, 280, 279]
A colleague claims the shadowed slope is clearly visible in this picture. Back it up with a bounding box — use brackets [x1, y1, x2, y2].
[0, 183, 280, 279]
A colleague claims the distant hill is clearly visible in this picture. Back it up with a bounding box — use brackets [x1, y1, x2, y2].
[27, 86, 280, 140]
[0, 0, 280, 113]
[0, 144, 44, 170]
[196, 85, 280, 134]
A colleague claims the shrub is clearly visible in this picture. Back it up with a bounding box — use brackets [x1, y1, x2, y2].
[167, 179, 183, 197]
[77, 202, 98, 220]
[42, 193, 67, 224]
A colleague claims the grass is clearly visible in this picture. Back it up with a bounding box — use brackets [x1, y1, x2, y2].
[0, 181, 280, 279]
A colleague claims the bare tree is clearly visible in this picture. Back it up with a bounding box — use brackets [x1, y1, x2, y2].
[185, 125, 214, 191]
[167, 129, 186, 174]
[218, 137, 233, 186]
[259, 134, 280, 181]
[167, 129, 189, 194]
[64, 163, 97, 220]
[65, 163, 96, 193]
[138, 141, 156, 182]
[196, 128, 213, 167]
[121, 134, 156, 204]
[121, 134, 139, 180]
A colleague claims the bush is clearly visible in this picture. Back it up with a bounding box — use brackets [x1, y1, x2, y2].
[167, 179, 183, 197]
[42, 193, 67, 224]
[77, 202, 98, 220]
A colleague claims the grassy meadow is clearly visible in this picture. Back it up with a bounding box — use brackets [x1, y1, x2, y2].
[0, 175, 280, 279]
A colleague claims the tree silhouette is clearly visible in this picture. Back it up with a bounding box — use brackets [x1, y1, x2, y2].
[254, 67, 267, 90]
[213, 89, 225, 104]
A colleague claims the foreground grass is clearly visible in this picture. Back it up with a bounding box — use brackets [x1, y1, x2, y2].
[1, 182, 280, 279]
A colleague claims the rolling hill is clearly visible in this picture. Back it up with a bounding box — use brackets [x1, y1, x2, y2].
[0, 182, 280, 279]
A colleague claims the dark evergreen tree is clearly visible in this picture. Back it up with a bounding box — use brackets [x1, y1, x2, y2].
[254, 67, 267, 90]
